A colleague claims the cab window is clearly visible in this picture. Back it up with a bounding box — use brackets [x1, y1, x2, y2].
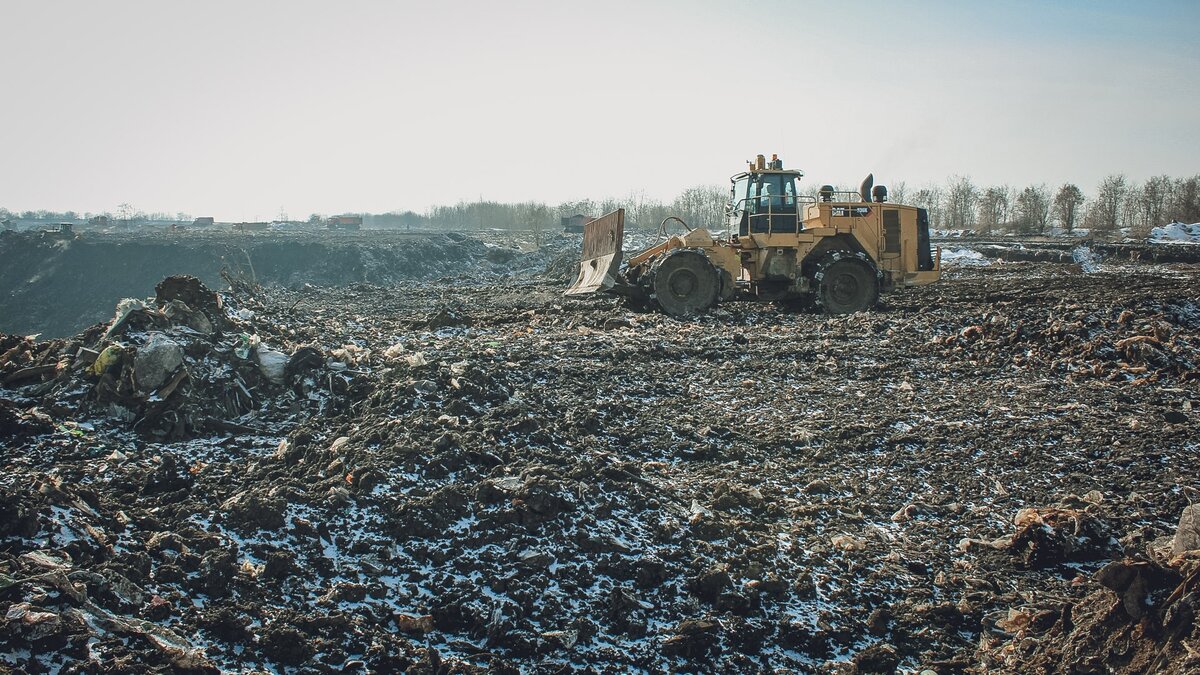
[753, 174, 796, 212]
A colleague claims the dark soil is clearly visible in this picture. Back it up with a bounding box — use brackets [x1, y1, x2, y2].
[1, 240, 1198, 673]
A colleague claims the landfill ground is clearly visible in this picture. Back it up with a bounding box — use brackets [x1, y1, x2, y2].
[1, 231, 1199, 674]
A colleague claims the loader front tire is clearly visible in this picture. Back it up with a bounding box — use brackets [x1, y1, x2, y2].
[651, 250, 719, 317]
[814, 254, 879, 314]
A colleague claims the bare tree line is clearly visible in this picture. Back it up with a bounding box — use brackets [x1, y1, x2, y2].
[333, 173, 1200, 238]
[4, 174, 1197, 239]
[380, 185, 730, 239]
[903, 174, 1200, 237]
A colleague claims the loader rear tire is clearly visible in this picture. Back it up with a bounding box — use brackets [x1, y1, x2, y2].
[651, 250, 719, 317]
[814, 254, 879, 314]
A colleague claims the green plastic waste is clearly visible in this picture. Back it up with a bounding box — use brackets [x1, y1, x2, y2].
[235, 334, 252, 359]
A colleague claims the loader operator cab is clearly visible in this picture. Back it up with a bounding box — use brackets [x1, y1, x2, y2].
[729, 168, 805, 236]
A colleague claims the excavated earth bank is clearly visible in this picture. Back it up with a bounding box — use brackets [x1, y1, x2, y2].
[1, 238, 1199, 674]
[0, 230, 548, 339]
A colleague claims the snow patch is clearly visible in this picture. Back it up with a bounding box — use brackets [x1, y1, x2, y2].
[1150, 222, 1200, 244]
[940, 248, 990, 267]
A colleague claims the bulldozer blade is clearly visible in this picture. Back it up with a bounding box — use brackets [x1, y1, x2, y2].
[565, 209, 624, 296]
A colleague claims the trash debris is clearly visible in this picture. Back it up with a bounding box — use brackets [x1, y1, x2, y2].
[0, 245, 1197, 672]
[1174, 504, 1200, 556]
[255, 346, 289, 385]
[90, 344, 124, 376]
[1006, 507, 1116, 568]
[134, 333, 184, 392]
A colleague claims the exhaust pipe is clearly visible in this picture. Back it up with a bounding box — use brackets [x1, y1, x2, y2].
[859, 173, 874, 203]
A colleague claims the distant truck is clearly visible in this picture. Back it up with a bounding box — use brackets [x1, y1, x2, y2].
[327, 216, 362, 231]
[562, 214, 592, 233]
[192, 217, 215, 227]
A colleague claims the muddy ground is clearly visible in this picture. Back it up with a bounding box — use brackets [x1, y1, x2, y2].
[1, 237, 1199, 674]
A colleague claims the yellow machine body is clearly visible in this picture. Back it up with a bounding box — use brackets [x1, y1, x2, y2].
[567, 162, 940, 316]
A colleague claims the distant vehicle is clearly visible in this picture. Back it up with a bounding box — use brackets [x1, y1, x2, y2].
[41, 223, 76, 240]
[192, 217, 215, 227]
[327, 216, 362, 231]
[567, 154, 941, 316]
[562, 214, 592, 233]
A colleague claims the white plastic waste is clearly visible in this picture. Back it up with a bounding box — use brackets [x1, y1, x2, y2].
[256, 347, 289, 385]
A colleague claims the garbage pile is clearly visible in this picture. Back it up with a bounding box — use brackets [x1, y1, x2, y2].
[1, 259, 1198, 672]
[975, 505, 1200, 674]
[0, 275, 359, 440]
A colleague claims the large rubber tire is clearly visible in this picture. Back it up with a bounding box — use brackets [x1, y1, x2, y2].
[650, 250, 720, 317]
[813, 253, 879, 314]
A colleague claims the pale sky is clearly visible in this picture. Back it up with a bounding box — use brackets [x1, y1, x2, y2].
[1, 0, 1197, 219]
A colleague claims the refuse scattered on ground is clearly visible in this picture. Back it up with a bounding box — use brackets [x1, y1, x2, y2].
[1, 236, 1198, 673]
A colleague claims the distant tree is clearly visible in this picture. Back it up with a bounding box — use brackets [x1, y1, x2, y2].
[1086, 175, 1127, 236]
[672, 185, 726, 230]
[888, 180, 908, 205]
[943, 175, 978, 230]
[395, 211, 424, 230]
[910, 185, 944, 229]
[1120, 182, 1141, 235]
[556, 199, 598, 220]
[595, 197, 623, 218]
[1013, 185, 1051, 235]
[1134, 175, 1173, 238]
[1051, 184, 1084, 234]
[523, 202, 552, 248]
[116, 203, 135, 227]
[632, 199, 670, 232]
[977, 186, 1010, 235]
[1168, 175, 1200, 223]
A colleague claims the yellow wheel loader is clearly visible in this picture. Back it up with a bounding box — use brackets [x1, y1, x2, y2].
[566, 155, 941, 316]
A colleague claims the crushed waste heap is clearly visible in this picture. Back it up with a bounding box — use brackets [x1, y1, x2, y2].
[1, 254, 1199, 673]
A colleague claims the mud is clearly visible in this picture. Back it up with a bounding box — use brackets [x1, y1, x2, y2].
[1, 246, 1199, 673]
